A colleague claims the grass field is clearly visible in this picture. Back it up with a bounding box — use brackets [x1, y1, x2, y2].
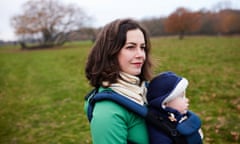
[0, 36, 239, 144]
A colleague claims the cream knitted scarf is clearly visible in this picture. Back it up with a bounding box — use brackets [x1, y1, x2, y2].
[109, 72, 147, 105]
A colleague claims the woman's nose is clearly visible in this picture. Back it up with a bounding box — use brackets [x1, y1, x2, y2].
[136, 47, 145, 57]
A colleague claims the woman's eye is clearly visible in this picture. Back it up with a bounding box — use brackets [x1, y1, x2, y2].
[126, 45, 134, 49]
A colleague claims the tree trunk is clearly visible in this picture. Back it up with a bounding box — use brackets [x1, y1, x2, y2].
[179, 31, 185, 40]
[20, 41, 27, 49]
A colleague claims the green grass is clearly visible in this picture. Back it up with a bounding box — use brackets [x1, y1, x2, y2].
[0, 37, 239, 144]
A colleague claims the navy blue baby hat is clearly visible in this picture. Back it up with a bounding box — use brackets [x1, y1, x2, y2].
[147, 71, 188, 109]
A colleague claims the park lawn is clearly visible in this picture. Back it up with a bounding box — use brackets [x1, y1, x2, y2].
[0, 36, 239, 144]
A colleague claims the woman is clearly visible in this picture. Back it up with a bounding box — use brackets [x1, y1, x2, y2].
[85, 18, 152, 144]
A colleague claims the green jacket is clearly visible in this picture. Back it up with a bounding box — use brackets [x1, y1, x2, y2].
[84, 88, 149, 144]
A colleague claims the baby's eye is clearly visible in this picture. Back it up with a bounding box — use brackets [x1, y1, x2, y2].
[178, 94, 186, 99]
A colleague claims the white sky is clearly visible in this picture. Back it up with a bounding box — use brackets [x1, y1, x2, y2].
[0, 0, 239, 41]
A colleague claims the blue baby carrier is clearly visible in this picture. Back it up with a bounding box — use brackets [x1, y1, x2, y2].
[84, 88, 202, 144]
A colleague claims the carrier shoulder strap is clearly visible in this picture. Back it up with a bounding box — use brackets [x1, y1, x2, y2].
[86, 89, 148, 122]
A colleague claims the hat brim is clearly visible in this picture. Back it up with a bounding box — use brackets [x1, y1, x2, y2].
[162, 78, 188, 108]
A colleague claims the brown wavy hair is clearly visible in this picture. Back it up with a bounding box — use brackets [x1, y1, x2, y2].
[85, 18, 152, 88]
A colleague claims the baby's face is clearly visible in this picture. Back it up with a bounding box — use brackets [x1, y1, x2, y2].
[165, 92, 189, 114]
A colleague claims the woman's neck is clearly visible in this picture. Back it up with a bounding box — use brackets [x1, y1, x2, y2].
[119, 72, 140, 85]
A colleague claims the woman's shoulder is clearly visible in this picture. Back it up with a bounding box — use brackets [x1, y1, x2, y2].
[91, 100, 132, 130]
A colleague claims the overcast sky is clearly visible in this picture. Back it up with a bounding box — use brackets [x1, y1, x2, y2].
[1, 0, 240, 41]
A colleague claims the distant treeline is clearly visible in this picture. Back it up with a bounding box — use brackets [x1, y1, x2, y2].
[71, 8, 240, 41]
[141, 8, 240, 38]
[1, 8, 240, 46]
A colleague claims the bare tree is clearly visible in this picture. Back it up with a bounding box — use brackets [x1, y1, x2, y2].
[11, 0, 91, 49]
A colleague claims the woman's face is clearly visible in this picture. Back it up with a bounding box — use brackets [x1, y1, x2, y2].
[118, 29, 146, 76]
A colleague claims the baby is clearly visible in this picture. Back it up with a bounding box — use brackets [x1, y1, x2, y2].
[147, 71, 203, 144]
